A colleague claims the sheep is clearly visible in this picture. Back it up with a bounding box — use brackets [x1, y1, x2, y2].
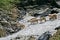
[28, 18, 38, 24]
[38, 17, 46, 23]
[52, 13, 57, 19]
[48, 13, 57, 20]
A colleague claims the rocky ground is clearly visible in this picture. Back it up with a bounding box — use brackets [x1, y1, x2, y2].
[0, 4, 59, 38]
[0, 7, 26, 37]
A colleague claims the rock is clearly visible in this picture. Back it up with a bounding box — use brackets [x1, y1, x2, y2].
[0, 21, 11, 27]
[0, 8, 22, 36]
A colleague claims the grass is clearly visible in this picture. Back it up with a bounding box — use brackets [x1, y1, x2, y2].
[49, 29, 60, 40]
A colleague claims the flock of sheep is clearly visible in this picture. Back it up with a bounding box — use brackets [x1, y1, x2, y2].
[19, 13, 57, 30]
[28, 13, 57, 24]
[10, 13, 58, 40]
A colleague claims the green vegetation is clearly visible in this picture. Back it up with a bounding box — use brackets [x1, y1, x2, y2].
[0, 0, 20, 10]
[0, 0, 21, 21]
[0, 0, 59, 10]
[49, 29, 60, 40]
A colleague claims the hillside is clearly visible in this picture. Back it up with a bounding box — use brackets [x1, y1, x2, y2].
[0, 0, 60, 40]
